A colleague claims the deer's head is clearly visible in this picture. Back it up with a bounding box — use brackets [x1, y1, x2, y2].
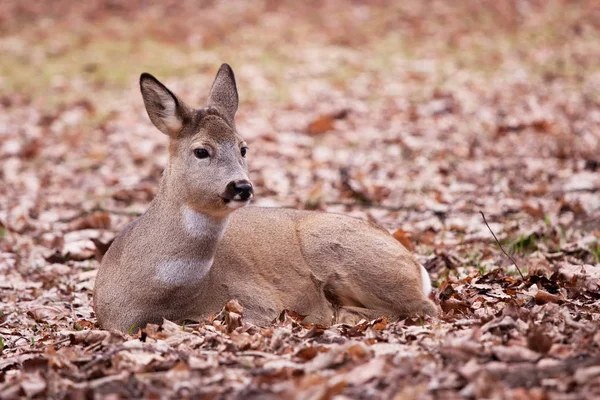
[140, 64, 252, 217]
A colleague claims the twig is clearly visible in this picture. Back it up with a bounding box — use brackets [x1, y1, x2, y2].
[52, 337, 72, 346]
[479, 211, 525, 280]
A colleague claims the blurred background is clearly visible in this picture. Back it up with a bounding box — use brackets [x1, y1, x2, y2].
[1, 0, 599, 265]
[1, 3, 600, 395]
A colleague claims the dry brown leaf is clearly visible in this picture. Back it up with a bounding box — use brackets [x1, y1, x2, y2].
[534, 290, 563, 305]
[305, 110, 348, 135]
[214, 300, 244, 333]
[523, 202, 544, 219]
[225, 299, 244, 314]
[440, 298, 470, 313]
[70, 212, 111, 230]
[492, 345, 540, 363]
[347, 343, 371, 361]
[28, 305, 64, 323]
[91, 237, 114, 261]
[294, 346, 319, 361]
[371, 317, 388, 331]
[344, 357, 387, 385]
[21, 374, 47, 397]
[527, 327, 553, 354]
[230, 332, 251, 350]
[307, 114, 336, 135]
[392, 229, 415, 251]
[1, 2, 599, 399]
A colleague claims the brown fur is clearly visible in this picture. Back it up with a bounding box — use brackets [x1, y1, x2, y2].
[94, 64, 438, 332]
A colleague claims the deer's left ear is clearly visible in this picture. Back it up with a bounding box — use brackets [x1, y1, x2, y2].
[207, 63, 238, 124]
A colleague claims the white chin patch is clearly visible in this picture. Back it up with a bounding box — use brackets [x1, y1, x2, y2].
[226, 199, 250, 209]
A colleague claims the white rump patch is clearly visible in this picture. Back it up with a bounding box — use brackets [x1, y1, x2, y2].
[420, 265, 432, 296]
[156, 258, 214, 285]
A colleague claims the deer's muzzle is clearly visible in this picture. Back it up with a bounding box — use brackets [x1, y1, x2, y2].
[222, 180, 253, 203]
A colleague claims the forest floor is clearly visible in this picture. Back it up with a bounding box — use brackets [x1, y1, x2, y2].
[1, 1, 599, 398]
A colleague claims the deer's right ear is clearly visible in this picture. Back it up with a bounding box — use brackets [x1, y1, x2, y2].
[140, 73, 189, 136]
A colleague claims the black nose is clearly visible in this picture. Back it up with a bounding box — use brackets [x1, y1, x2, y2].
[224, 180, 253, 201]
[234, 181, 253, 200]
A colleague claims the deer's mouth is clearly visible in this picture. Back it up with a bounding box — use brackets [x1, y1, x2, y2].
[222, 196, 251, 202]
[221, 196, 251, 209]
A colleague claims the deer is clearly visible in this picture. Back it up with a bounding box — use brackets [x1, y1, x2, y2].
[94, 64, 438, 332]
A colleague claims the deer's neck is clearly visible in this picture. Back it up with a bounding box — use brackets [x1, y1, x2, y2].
[180, 205, 229, 244]
[149, 192, 229, 286]
[155, 167, 230, 248]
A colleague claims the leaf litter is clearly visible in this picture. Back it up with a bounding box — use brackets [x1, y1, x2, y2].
[1, 1, 600, 398]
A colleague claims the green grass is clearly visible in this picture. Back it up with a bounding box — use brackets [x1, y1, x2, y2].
[0, 38, 201, 93]
[509, 234, 538, 256]
[507, 266, 528, 278]
[0, 34, 298, 112]
[544, 214, 552, 228]
[128, 323, 137, 336]
[476, 264, 488, 275]
[592, 243, 600, 264]
[1, 1, 596, 110]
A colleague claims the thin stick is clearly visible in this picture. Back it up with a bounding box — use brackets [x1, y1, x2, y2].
[479, 211, 525, 280]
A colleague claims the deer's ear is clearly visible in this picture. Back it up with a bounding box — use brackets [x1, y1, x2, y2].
[140, 73, 189, 136]
[207, 64, 238, 124]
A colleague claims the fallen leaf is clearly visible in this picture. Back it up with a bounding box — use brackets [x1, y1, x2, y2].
[534, 290, 563, 305]
[306, 110, 348, 135]
[70, 212, 111, 230]
[392, 229, 415, 251]
[527, 327, 553, 354]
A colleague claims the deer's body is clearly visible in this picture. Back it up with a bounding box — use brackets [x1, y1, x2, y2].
[94, 65, 437, 332]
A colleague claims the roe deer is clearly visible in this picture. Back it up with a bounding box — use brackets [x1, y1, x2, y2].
[94, 64, 437, 332]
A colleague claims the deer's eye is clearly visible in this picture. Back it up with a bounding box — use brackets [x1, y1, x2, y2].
[193, 148, 210, 159]
[241, 146, 248, 157]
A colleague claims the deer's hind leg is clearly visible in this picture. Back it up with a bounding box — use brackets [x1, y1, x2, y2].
[297, 214, 438, 322]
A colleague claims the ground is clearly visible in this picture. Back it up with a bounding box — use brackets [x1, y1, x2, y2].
[1, 1, 600, 398]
